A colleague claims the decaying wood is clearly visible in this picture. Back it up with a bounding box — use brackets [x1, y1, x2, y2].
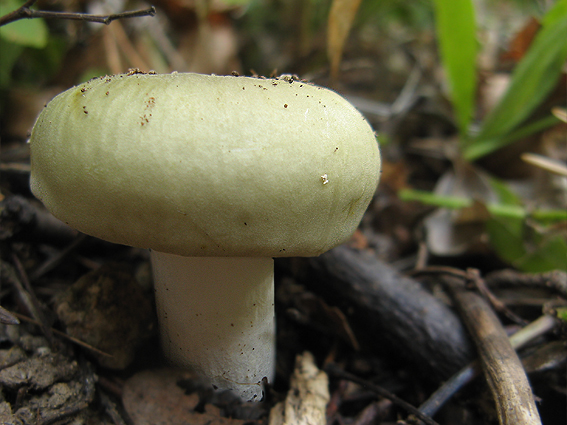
[284, 245, 475, 380]
[269, 352, 329, 425]
[445, 278, 542, 425]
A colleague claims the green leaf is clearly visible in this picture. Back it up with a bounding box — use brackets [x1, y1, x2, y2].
[0, 0, 48, 48]
[488, 177, 522, 206]
[541, 0, 567, 26]
[487, 215, 567, 272]
[532, 209, 567, 223]
[468, 0, 567, 160]
[557, 307, 567, 322]
[433, 0, 477, 136]
[464, 114, 560, 161]
[486, 216, 526, 264]
[401, 187, 567, 271]
[516, 234, 567, 272]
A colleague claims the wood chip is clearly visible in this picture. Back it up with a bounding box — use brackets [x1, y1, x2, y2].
[269, 352, 329, 425]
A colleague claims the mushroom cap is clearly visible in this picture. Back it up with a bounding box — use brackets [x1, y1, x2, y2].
[30, 72, 380, 257]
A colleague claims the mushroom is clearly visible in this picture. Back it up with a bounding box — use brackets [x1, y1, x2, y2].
[29, 72, 381, 401]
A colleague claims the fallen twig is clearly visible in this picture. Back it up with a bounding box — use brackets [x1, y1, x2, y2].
[11, 311, 114, 359]
[410, 266, 528, 325]
[325, 364, 440, 425]
[485, 269, 567, 299]
[8, 254, 55, 346]
[444, 276, 542, 425]
[0, 305, 20, 324]
[0, 0, 156, 27]
[418, 314, 558, 418]
[30, 233, 87, 281]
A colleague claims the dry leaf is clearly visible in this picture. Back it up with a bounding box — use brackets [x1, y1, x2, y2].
[327, 0, 363, 81]
[123, 369, 251, 425]
[55, 265, 155, 370]
[500, 17, 541, 63]
[424, 164, 497, 256]
[269, 352, 329, 425]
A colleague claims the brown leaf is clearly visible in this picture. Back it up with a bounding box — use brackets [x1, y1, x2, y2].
[123, 369, 251, 425]
[327, 0, 363, 81]
[55, 265, 155, 370]
[500, 17, 540, 64]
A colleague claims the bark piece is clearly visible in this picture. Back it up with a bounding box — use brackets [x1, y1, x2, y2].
[287, 245, 475, 380]
[0, 353, 78, 390]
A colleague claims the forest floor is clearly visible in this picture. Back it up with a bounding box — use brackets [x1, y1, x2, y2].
[0, 1, 566, 424]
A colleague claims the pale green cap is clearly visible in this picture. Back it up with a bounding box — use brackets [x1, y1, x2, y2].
[30, 72, 381, 257]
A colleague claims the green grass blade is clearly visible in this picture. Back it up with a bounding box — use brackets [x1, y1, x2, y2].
[433, 0, 477, 137]
[398, 188, 567, 221]
[464, 114, 560, 161]
[469, 0, 567, 159]
[398, 188, 471, 209]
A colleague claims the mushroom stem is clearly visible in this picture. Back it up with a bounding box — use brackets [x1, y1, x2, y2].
[150, 251, 275, 402]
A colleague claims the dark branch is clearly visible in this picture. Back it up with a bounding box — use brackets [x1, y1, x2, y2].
[0, 0, 37, 26]
[0, 3, 156, 27]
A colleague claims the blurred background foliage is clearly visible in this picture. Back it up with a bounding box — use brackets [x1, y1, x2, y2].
[1, 0, 566, 273]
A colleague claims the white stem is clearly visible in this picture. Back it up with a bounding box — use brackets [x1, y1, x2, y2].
[150, 251, 275, 402]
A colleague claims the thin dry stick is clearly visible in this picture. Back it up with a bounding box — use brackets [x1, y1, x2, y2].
[0, 305, 20, 324]
[10, 253, 55, 346]
[30, 233, 87, 281]
[108, 19, 151, 70]
[142, 14, 188, 71]
[445, 277, 542, 425]
[325, 364, 440, 425]
[11, 311, 113, 359]
[485, 269, 567, 298]
[467, 267, 528, 326]
[0, 0, 156, 27]
[418, 314, 558, 418]
[410, 266, 527, 325]
[103, 24, 124, 74]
